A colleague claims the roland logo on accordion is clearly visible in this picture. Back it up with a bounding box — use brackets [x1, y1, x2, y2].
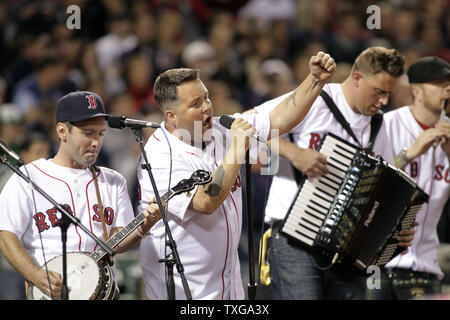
[364, 201, 379, 228]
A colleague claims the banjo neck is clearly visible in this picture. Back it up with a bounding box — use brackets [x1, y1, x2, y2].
[89, 190, 174, 263]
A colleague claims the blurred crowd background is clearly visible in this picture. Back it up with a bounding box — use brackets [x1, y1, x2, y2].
[0, 0, 449, 299]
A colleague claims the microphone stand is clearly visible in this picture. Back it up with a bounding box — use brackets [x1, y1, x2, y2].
[0, 154, 115, 300]
[130, 127, 192, 300]
[245, 151, 257, 300]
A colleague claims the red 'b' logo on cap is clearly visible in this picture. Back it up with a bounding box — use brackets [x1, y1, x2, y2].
[86, 95, 97, 110]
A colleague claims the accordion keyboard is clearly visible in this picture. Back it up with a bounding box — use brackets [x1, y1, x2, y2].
[282, 135, 359, 247]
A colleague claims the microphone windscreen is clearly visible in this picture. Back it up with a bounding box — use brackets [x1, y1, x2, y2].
[219, 115, 235, 129]
[107, 116, 123, 128]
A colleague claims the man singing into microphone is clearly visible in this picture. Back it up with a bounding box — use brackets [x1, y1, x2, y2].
[137, 51, 336, 300]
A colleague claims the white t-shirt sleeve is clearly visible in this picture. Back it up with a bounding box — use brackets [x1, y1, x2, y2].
[0, 168, 34, 239]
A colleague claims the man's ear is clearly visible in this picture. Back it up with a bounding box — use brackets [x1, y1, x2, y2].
[56, 123, 68, 142]
[352, 71, 363, 87]
[410, 84, 422, 102]
[164, 109, 176, 124]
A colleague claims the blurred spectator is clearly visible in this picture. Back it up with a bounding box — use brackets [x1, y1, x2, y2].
[328, 62, 352, 83]
[292, 53, 312, 83]
[95, 10, 138, 95]
[182, 40, 217, 83]
[11, 56, 70, 125]
[253, 59, 295, 101]
[5, 35, 53, 99]
[0, 104, 25, 190]
[18, 132, 52, 166]
[124, 54, 157, 114]
[238, 0, 296, 27]
[153, 9, 186, 75]
[419, 22, 450, 61]
[122, 12, 157, 75]
[327, 11, 367, 64]
[209, 80, 244, 117]
[392, 10, 419, 51]
[79, 42, 104, 90]
[208, 12, 247, 93]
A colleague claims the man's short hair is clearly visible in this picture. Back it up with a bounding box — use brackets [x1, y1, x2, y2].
[153, 68, 200, 112]
[351, 47, 405, 78]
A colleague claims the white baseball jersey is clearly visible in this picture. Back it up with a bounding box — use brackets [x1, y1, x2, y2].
[373, 106, 450, 278]
[137, 112, 271, 300]
[0, 158, 134, 267]
[255, 83, 373, 223]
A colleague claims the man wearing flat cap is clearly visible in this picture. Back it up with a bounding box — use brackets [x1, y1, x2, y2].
[369, 57, 450, 299]
[0, 91, 161, 299]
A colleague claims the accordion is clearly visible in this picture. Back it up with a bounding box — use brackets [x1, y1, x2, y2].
[281, 133, 428, 270]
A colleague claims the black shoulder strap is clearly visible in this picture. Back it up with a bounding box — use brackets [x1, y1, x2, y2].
[320, 90, 383, 152]
[320, 90, 362, 148]
[288, 133, 305, 186]
[367, 111, 383, 152]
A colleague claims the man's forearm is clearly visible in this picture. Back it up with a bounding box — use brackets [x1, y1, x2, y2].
[269, 73, 325, 137]
[268, 137, 299, 161]
[191, 140, 245, 214]
[0, 230, 41, 284]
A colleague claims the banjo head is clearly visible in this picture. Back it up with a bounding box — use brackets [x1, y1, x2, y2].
[32, 252, 102, 300]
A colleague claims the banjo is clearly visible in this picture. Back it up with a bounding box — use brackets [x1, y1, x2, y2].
[28, 169, 212, 300]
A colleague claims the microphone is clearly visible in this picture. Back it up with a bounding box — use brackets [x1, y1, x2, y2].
[107, 116, 161, 129]
[0, 141, 24, 166]
[219, 115, 266, 143]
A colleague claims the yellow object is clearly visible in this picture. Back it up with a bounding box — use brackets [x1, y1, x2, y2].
[259, 228, 272, 286]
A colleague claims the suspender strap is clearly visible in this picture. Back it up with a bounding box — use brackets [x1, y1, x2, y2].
[288, 133, 306, 186]
[368, 111, 383, 152]
[320, 90, 384, 153]
[320, 90, 362, 148]
[90, 165, 109, 241]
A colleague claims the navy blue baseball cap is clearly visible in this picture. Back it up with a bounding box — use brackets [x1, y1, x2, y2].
[407, 56, 450, 84]
[56, 91, 109, 123]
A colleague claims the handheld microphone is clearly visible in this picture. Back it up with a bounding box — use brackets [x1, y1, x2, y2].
[219, 115, 266, 143]
[0, 141, 24, 166]
[107, 116, 161, 129]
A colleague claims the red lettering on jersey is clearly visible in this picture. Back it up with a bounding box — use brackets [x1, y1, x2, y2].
[86, 95, 97, 110]
[309, 133, 321, 150]
[93, 204, 114, 225]
[410, 161, 418, 178]
[445, 168, 450, 183]
[33, 212, 50, 233]
[104, 207, 114, 225]
[231, 174, 242, 192]
[435, 165, 444, 180]
[46, 207, 60, 227]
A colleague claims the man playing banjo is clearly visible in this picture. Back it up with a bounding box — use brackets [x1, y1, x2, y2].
[0, 91, 162, 299]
